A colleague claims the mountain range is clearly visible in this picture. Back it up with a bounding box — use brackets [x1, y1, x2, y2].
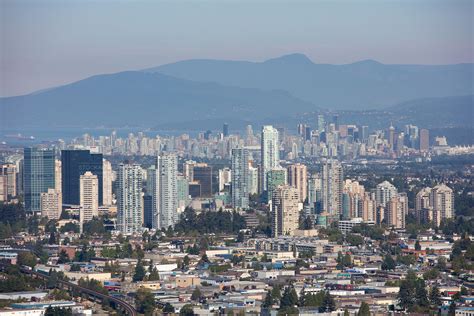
[1, 54, 472, 129]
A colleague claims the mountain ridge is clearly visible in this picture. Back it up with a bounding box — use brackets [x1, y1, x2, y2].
[145, 53, 473, 109]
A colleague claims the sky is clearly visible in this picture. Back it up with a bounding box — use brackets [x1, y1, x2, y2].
[0, 0, 472, 97]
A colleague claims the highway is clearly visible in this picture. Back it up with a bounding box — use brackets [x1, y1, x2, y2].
[1, 263, 137, 316]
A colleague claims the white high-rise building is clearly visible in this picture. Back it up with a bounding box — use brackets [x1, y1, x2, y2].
[272, 185, 301, 237]
[117, 164, 143, 234]
[54, 160, 61, 194]
[261, 125, 280, 192]
[218, 167, 232, 192]
[40, 188, 62, 220]
[53, 160, 62, 212]
[231, 147, 249, 209]
[375, 181, 398, 207]
[321, 159, 343, 217]
[102, 159, 113, 206]
[157, 153, 178, 230]
[80, 171, 99, 231]
[430, 184, 454, 226]
[248, 165, 259, 195]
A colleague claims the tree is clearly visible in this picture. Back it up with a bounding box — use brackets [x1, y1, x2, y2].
[277, 306, 299, 316]
[163, 303, 175, 314]
[358, 301, 370, 316]
[319, 291, 335, 312]
[415, 240, 421, 251]
[429, 285, 441, 306]
[382, 255, 396, 271]
[437, 256, 447, 270]
[191, 287, 202, 301]
[57, 250, 70, 264]
[183, 255, 190, 267]
[47, 269, 60, 289]
[135, 288, 156, 315]
[271, 285, 282, 303]
[200, 254, 210, 264]
[133, 260, 146, 282]
[344, 308, 350, 316]
[398, 280, 414, 310]
[179, 304, 194, 316]
[262, 290, 274, 308]
[423, 268, 439, 280]
[17, 252, 37, 268]
[448, 302, 456, 316]
[415, 279, 429, 307]
[346, 234, 364, 247]
[280, 286, 298, 308]
[148, 267, 160, 281]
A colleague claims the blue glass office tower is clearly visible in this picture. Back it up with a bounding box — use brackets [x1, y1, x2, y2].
[61, 150, 103, 206]
[23, 148, 55, 212]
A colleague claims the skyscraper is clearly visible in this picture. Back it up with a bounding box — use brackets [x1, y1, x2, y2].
[117, 164, 143, 234]
[308, 174, 322, 213]
[430, 184, 454, 226]
[261, 125, 280, 192]
[146, 165, 159, 228]
[193, 163, 213, 197]
[287, 163, 308, 203]
[0, 175, 7, 202]
[102, 159, 113, 206]
[420, 129, 429, 152]
[317, 114, 326, 133]
[40, 188, 62, 220]
[0, 164, 17, 199]
[231, 147, 250, 209]
[385, 193, 408, 229]
[388, 124, 395, 150]
[157, 153, 178, 229]
[24, 148, 55, 212]
[247, 165, 259, 195]
[272, 185, 300, 237]
[266, 167, 287, 203]
[375, 181, 398, 207]
[143, 195, 153, 229]
[218, 167, 232, 192]
[223, 123, 229, 137]
[62, 150, 103, 206]
[321, 159, 343, 217]
[79, 171, 99, 231]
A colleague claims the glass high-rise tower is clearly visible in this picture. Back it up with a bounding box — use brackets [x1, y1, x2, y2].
[61, 150, 103, 206]
[24, 148, 55, 212]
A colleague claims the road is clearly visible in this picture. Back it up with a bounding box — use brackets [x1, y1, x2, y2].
[1, 263, 137, 316]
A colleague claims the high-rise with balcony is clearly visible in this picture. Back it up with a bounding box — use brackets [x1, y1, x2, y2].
[231, 147, 250, 209]
[272, 185, 300, 237]
[157, 153, 178, 229]
[117, 164, 143, 234]
[102, 159, 113, 206]
[79, 171, 99, 231]
[261, 125, 279, 192]
[321, 159, 343, 217]
[287, 163, 307, 203]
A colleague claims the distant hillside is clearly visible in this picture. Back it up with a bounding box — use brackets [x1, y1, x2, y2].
[145, 53, 473, 110]
[387, 95, 473, 128]
[0, 71, 315, 128]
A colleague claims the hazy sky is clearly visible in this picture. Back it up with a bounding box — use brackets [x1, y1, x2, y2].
[1, 0, 472, 97]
